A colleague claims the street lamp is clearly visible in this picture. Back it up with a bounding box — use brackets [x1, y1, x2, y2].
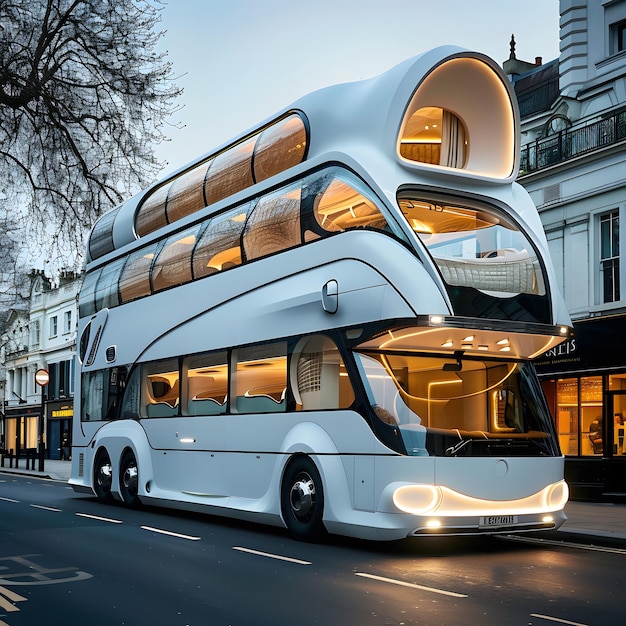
[34, 368, 49, 472]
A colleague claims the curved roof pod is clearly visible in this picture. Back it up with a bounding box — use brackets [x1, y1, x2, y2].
[86, 46, 520, 263]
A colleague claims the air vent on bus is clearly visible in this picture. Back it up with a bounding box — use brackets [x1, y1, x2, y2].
[85, 325, 102, 366]
[105, 346, 116, 363]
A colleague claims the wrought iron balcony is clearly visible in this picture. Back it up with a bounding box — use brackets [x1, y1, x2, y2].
[520, 109, 626, 175]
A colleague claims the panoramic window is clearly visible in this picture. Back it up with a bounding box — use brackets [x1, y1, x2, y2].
[183, 352, 228, 416]
[399, 107, 467, 168]
[141, 359, 180, 418]
[243, 187, 302, 261]
[398, 198, 546, 296]
[313, 172, 390, 234]
[355, 351, 556, 457]
[233, 343, 288, 413]
[152, 225, 201, 293]
[119, 245, 159, 303]
[192, 204, 250, 278]
[291, 335, 354, 410]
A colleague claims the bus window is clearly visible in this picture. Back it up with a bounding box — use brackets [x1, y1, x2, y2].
[290, 335, 355, 410]
[152, 225, 201, 293]
[399, 107, 467, 168]
[313, 173, 389, 233]
[166, 162, 209, 223]
[204, 137, 256, 206]
[140, 359, 179, 418]
[135, 183, 170, 237]
[183, 351, 228, 416]
[253, 113, 307, 182]
[233, 343, 288, 413]
[398, 198, 546, 297]
[242, 187, 302, 261]
[192, 205, 250, 278]
[79, 268, 100, 318]
[81, 367, 126, 422]
[94, 257, 125, 311]
[119, 244, 159, 303]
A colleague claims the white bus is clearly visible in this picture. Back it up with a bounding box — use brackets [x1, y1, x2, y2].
[70, 46, 572, 541]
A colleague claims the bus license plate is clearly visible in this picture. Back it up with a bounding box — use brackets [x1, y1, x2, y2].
[480, 515, 518, 527]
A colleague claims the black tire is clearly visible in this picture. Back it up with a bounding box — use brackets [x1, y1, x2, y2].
[119, 450, 140, 507]
[93, 449, 113, 503]
[280, 456, 325, 542]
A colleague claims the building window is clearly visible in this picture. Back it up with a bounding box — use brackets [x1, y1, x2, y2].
[600, 210, 620, 303]
[64, 310, 72, 334]
[31, 320, 40, 346]
[610, 19, 626, 55]
[49, 316, 58, 338]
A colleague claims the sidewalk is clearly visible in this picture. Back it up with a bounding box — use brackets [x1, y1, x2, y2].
[2, 460, 626, 545]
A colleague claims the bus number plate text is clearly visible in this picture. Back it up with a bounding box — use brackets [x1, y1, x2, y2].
[480, 515, 517, 527]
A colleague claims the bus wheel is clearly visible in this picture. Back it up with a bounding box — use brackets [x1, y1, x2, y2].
[119, 450, 140, 507]
[93, 450, 113, 503]
[280, 456, 325, 542]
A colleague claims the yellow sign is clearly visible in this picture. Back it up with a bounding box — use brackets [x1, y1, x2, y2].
[51, 409, 73, 418]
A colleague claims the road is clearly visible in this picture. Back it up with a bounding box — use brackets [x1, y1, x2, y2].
[0, 472, 623, 625]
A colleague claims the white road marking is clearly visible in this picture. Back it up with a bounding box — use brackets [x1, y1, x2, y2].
[30, 504, 62, 512]
[76, 512, 123, 524]
[141, 526, 201, 541]
[355, 572, 468, 598]
[502, 534, 626, 555]
[0, 497, 19, 503]
[0, 585, 27, 613]
[530, 613, 588, 626]
[232, 546, 312, 565]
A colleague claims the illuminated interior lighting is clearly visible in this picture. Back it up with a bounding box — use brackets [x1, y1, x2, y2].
[478, 345, 489, 351]
[496, 338, 509, 345]
[441, 340, 454, 348]
[426, 519, 441, 528]
[499, 346, 511, 352]
[463, 335, 474, 342]
[429, 315, 444, 325]
[461, 343, 472, 349]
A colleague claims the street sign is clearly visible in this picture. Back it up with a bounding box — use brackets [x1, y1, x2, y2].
[35, 369, 50, 387]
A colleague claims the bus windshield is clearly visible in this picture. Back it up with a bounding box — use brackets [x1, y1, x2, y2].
[354, 351, 558, 457]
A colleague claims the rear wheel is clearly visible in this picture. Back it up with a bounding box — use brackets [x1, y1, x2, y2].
[93, 450, 112, 503]
[280, 456, 325, 542]
[119, 450, 140, 507]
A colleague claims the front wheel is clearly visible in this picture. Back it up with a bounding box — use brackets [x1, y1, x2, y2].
[280, 456, 325, 542]
[119, 450, 140, 507]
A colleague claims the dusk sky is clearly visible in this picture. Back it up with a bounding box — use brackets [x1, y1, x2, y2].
[154, 0, 561, 176]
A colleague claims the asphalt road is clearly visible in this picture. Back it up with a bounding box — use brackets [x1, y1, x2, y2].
[1, 473, 624, 625]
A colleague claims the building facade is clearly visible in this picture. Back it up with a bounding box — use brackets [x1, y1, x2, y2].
[506, 0, 626, 499]
[2, 271, 81, 461]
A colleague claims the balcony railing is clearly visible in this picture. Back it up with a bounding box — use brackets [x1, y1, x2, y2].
[520, 109, 626, 174]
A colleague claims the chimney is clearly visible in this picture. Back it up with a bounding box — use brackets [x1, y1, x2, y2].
[535, 56, 542, 65]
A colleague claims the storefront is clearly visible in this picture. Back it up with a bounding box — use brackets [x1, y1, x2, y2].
[2, 405, 42, 459]
[47, 399, 73, 460]
[535, 314, 626, 501]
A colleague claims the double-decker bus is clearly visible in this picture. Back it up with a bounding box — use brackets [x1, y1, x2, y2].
[70, 46, 572, 541]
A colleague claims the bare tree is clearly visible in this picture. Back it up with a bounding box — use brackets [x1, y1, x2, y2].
[0, 0, 182, 267]
[0, 211, 30, 311]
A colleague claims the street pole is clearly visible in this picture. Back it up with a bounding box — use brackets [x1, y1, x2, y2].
[34, 369, 49, 472]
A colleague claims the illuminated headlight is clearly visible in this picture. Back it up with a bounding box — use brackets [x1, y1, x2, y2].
[545, 480, 569, 509]
[393, 485, 442, 514]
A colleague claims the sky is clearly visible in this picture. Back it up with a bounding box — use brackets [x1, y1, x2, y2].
[153, 0, 561, 178]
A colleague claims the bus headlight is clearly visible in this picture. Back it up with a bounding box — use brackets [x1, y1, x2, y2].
[393, 485, 442, 514]
[546, 481, 569, 509]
